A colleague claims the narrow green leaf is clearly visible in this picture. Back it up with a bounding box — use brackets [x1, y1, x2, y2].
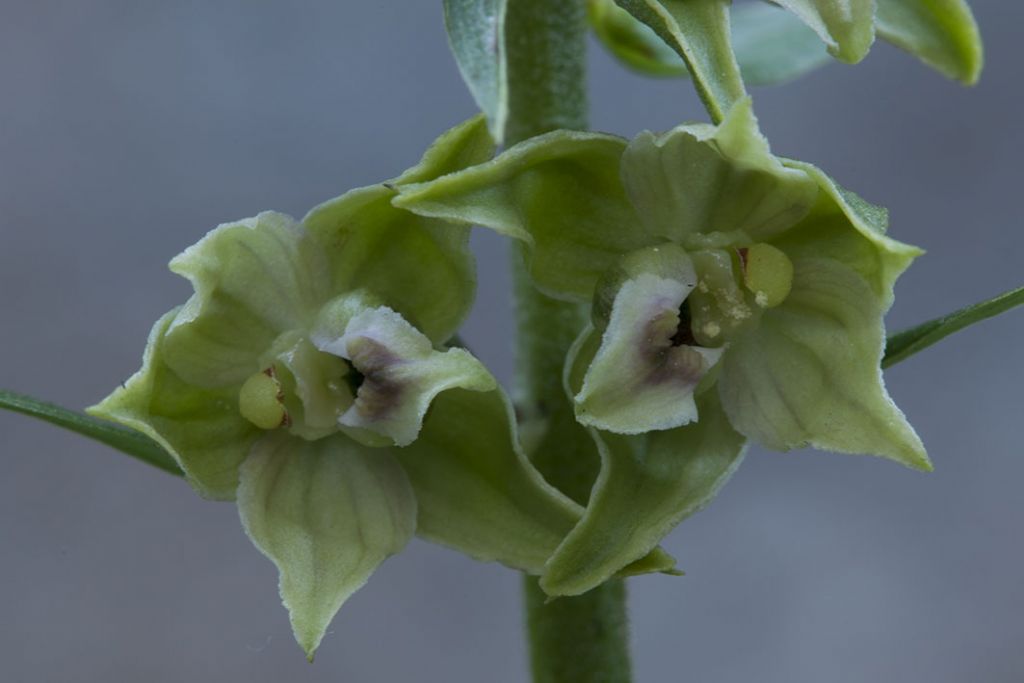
[443, 0, 509, 142]
[883, 286, 1024, 368]
[875, 0, 983, 85]
[591, 0, 831, 86]
[614, 0, 747, 123]
[0, 389, 182, 476]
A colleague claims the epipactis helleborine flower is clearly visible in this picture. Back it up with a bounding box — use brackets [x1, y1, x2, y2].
[88, 117, 592, 658]
[393, 98, 928, 595]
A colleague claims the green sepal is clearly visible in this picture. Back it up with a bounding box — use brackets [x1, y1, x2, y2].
[314, 306, 495, 447]
[237, 432, 416, 660]
[575, 245, 723, 434]
[772, 0, 876, 64]
[717, 253, 930, 470]
[781, 159, 923, 307]
[163, 212, 332, 389]
[392, 387, 582, 574]
[87, 309, 260, 500]
[304, 116, 494, 343]
[875, 0, 983, 85]
[394, 130, 648, 301]
[542, 391, 746, 596]
[622, 98, 818, 244]
[590, 0, 831, 86]
[395, 384, 680, 580]
[613, 0, 746, 123]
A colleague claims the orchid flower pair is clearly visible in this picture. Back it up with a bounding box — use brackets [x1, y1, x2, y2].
[93, 98, 926, 655]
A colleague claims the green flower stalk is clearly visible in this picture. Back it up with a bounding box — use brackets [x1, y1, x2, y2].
[394, 97, 928, 595]
[87, 117, 589, 659]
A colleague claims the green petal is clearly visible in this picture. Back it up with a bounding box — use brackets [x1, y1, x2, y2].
[395, 130, 649, 301]
[542, 391, 746, 596]
[87, 310, 260, 500]
[773, 0, 876, 63]
[163, 211, 331, 388]
[393, 388, 582, 574]
[575, 245, 723, 434]
[304, 117, 494, 343]
[613, 0, 747, 123]
[622, 98, 817, 244]
[876, 0, 983, 85]
[717, 253, 930, 470]
[237, 433, 416, 660]
[314, 306, 495, 447]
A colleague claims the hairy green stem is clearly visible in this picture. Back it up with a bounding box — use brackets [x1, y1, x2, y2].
[503, 1, 633, 681]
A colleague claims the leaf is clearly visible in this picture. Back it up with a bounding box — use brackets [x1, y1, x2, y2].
[883, 286, 1024, 368]
[237, 432, 416, 660]
[541, 391, 747, 596]
[614, 0, 747, 123]
[772, 0, 876, 63]
[590, 0, 832, 86]
[394, 130, 648, 301]
[0, 388, 181, 476]
[444, 0, 509, 142]
[875, 0, 983, 85]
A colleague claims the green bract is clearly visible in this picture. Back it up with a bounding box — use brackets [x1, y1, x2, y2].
[395, 99, 929, 594]
[597, 0, 983, 95]
[87, 117, 588, 659]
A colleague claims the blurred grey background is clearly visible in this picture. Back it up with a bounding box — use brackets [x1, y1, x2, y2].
[1, 1, 1021, 681]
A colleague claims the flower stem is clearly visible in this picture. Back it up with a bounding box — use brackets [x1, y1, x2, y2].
[504, 1, 633, 681]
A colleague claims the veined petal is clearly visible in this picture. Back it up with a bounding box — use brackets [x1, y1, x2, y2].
[542, 391, 746, 596]
[303, 117, 494, 343]
[621, 98, 817, 244]
[237, 432, 416, 660]
[718, 254, 930, 470]
[163, 212, 332, 388]
[394, 130, 649, 301]
[87, 309, 260, 500]
[314, 306, 495, 447]
[574, 245, 722, 434]
[394, 388, 583, 574]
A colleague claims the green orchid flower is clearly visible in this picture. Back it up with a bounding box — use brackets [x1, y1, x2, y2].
[393, 98, 928, 595]
[87, 117, 590, 659]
